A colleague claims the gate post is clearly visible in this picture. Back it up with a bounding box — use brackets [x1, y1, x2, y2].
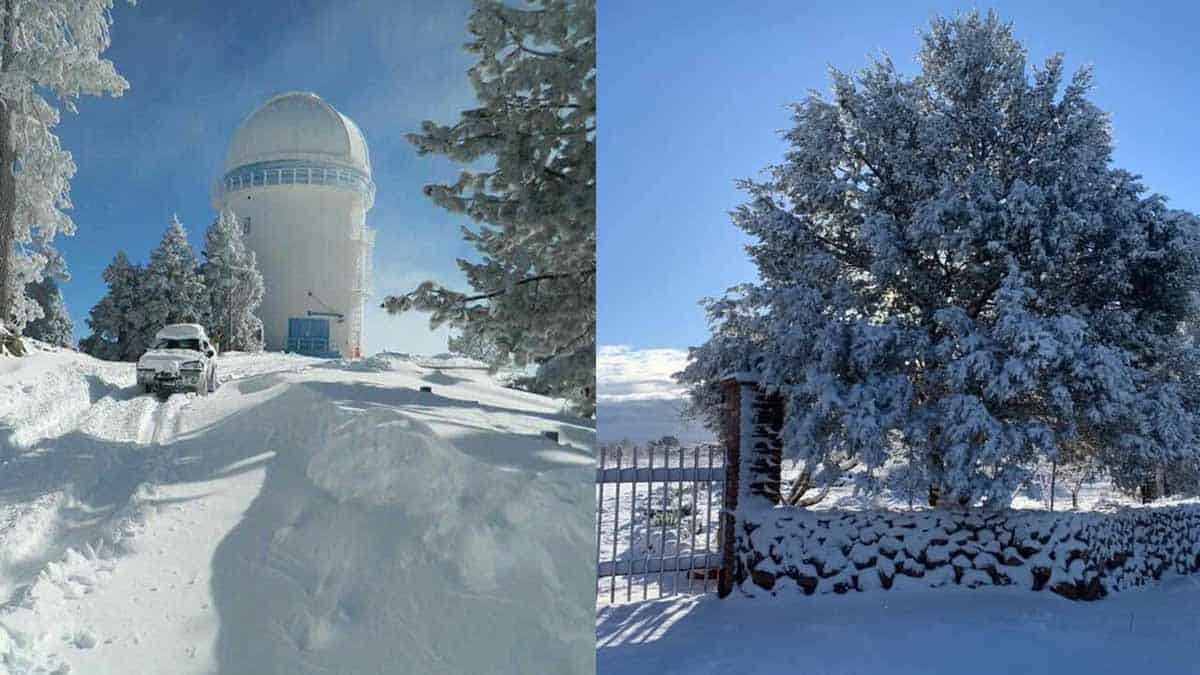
[717, 373, 784, 597]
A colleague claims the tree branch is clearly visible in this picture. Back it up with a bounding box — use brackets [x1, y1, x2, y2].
[462, 268, 595, 303]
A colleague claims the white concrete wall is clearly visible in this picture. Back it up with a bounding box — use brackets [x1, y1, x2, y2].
[217, 183, 368, 357]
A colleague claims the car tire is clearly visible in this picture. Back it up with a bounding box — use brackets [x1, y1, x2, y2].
[144, 384, 154, 395]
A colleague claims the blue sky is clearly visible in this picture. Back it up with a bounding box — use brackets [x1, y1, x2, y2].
[52, 0, 482, 354]
[597, 0, 1200, 358]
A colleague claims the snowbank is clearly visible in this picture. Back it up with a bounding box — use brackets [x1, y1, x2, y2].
[733, 505, 1200, 600]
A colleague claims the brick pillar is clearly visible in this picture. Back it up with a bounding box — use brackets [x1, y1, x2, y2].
[717, 374, 784, 597]
[717, 377, 742, 598]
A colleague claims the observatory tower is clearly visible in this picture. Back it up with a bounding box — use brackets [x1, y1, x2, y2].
[213, 92, 375, 358]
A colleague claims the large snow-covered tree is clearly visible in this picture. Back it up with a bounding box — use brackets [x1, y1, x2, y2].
[202, 208, 263, 352]
[79, 249, 143, 360]
[0, 0, 132, 338]
[382, 0, 596, 415]
[141, 215, 208, 333]
[678, 11, 1200, 507]
[23, 274, 72, 346]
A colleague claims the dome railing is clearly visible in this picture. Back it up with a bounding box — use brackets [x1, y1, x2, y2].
[214, 159, 375, 208]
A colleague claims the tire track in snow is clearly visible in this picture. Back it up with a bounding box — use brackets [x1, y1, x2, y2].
[65, 386, 194, 447]
[0, 353, 304, 673]
[135, 396, 161, 445]
[146, 394, 190, 445]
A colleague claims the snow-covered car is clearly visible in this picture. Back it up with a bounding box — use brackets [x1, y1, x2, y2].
[136, 324, 220, 395]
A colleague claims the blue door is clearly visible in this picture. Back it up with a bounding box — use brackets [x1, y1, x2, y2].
[286, 318, 334, 356]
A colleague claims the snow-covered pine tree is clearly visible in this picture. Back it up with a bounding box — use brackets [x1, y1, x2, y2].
[202, 208, 263, 352]
[677, 11, 1200, 508]
[80, 250, 144, 360]
[447, 324, 504, 365]
[382, 0, 596, 416]
[141, 215, 209, 336]
[0, 0, 133, 339]
[7, 239, 67, 334]
[23, 275, 72, 347]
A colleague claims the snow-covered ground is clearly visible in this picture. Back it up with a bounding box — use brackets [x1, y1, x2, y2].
[594, 448, 1198, 672]
[596, 578, 1200, 674]
[0, 345, 594, 674]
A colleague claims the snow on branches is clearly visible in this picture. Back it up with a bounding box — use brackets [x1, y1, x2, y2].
[202, 209, 264, 352]
[382, 0, 596, 415]
[0, 0, 133, 334]
[678, 11, 1200, 507]
[81, 215, 242, 361]
[22, 274, 72, 346]
[79, 249, 142, 360]
[141, 215, 208, 331]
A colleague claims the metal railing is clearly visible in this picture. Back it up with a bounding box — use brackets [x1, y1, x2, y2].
[214, 160, 376, 208]
[596, 443, 724, 604]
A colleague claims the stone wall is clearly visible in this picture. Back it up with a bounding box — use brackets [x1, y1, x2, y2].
[732, 505, 1200, 600]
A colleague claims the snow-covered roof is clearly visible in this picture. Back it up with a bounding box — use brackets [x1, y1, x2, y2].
[223, 92, 371, 175]
[155, 323, 207, 340]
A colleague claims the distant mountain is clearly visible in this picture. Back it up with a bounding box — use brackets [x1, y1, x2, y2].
[597, 397, 715, 445]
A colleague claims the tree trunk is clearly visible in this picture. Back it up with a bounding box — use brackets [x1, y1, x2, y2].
[0, 0, 19, 328]
[1049, 460, 1057, 512]
[1140, 479, 1158, 504]
[928, 484, 966, 509]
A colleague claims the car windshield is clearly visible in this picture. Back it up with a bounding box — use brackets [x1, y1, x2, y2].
[154, 338, 202, 351]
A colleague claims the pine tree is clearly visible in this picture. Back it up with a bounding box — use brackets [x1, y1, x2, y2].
[80, 250, 144, 360]
[141, 215, 209, 335]
[447, 325, 504, 365]
[678, 11, 1200, 507]
[382, 0, 596, 416]
[4, 239, 67, 333]
[202, 209, 264, 352]
[23, 275, 71, 347]
[0, 0, 133, 338]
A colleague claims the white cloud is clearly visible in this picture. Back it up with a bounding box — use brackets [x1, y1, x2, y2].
[597, 344, 690, 402]
[596, 345, 714, 444]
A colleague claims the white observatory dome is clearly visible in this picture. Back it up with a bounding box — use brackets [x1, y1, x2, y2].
[223, 91, 371, 175]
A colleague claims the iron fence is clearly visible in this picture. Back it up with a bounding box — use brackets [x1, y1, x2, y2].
[595, 443, 725, 604]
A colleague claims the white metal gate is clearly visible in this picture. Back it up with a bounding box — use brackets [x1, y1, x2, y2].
[595, 444, 724, 604]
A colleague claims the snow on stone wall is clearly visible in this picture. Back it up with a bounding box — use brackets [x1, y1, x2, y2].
[733, 505, 1200, 601]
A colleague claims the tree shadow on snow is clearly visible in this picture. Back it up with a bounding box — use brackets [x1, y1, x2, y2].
[419, 369, 472, 387]
[296, 380, 593, 470]
[209, 381, 595, 674]
[300, 379, 592, 433]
